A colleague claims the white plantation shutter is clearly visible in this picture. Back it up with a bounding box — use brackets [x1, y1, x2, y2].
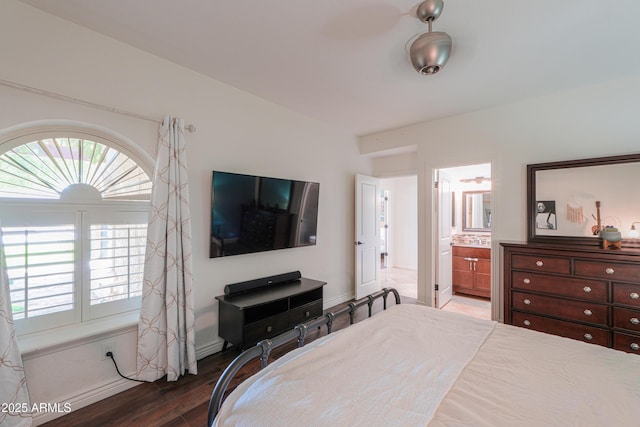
[4, 224, 75, 320]
[89, 224, 146, 305]
[0, 137, 151, 199]
[85, 209, 148, 320]
[0, 129, 152, 335]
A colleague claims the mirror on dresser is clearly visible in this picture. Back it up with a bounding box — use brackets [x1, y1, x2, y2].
[528, 153, 640, 246]
[462, 191, 491, 232]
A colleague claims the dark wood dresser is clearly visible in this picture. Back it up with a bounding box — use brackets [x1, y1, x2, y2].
[502, 242, 640, 355]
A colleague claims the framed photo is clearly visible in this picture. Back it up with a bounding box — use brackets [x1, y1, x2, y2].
[536, 200, 557, 230]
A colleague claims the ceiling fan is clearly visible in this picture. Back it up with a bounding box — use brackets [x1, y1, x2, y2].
[408, 0, 452, 75]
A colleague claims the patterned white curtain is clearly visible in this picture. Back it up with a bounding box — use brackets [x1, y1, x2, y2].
[136, 116, 197, 381]
[0, 225, 32, 426]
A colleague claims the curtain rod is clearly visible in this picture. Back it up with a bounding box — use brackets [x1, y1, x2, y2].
[0, 79, 196, 132]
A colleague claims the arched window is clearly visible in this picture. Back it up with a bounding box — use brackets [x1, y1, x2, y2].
[0, 125, 152, 335]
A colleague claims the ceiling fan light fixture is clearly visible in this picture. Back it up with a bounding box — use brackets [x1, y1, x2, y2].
[409, 0, 452, 75]
[409, 31, 452, 75]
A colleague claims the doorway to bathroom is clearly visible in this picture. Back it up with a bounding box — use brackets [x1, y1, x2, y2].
[435, 163, 492, 320]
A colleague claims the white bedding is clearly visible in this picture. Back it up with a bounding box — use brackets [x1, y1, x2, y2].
[214, 304, 640, 427]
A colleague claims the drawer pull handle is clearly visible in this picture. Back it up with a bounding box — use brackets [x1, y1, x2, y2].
[631, 292, 640, 300]
[583, 333, 593, 341]
[523, 320, 531, 326]
[305, 311, 310, 317]
[523, 278, 531, 284]
[524, 299, 531, 305]
[631, 317, 640, 325]
[605, 267, 615, 275]
[535, 260, 544, 267]
[583, 286, 592, 293]
[583, 309, 593, 316]
[266, 326, 273, 333]
[631, 343, 640, 351]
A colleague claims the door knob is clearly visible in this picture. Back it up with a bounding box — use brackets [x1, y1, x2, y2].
[355, 241, 364, 245]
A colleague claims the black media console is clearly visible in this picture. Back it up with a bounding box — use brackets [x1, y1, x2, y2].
[216, 272, 326, 350]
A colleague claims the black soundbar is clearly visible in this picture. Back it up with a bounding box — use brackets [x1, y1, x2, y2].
[224, 270, 302, 297]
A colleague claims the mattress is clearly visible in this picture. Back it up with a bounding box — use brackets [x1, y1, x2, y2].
[213, 304, 640, 426]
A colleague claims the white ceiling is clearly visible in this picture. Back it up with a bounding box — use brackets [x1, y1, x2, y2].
[18, 0, 640, 137]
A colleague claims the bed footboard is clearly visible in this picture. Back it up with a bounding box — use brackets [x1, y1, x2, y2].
[207, 287, 401, 426]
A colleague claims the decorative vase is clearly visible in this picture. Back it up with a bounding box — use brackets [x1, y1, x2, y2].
[600, 228, 621, 242]
[600, 227, 622, 249]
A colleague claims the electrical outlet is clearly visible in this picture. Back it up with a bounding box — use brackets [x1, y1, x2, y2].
[101, 342, 115, 360]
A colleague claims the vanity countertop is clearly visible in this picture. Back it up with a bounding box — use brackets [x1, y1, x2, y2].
[452, 243, 491, 249]
[452, 233, 491, 248]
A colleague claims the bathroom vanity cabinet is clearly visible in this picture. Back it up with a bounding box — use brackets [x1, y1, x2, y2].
[452, 245, 491, 299]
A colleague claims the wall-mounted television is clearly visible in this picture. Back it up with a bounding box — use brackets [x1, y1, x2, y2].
[210, 171, 319, 258]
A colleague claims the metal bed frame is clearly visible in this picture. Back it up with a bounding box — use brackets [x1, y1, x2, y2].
[207, 287, 401, 426]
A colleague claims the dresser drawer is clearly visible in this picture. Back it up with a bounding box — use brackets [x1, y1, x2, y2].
[613, 307, 640, 333]
[511, 271, 607, 301]
[612, 331, 640, 355]
[575, 260, 640, 282]
[512, 311, 609, 346]
[512, 291, 608, 326]
[511, 254, 570, 274]
[613, 283, 640, 308]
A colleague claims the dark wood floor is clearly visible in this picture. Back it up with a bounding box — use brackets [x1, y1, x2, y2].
[41, 293, 414, 427]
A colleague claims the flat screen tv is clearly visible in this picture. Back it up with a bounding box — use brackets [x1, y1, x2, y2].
[210, 171, 319, 258]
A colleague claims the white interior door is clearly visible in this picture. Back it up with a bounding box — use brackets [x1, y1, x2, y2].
[436, 170, 453, 308]
[355, 174, 381, 300]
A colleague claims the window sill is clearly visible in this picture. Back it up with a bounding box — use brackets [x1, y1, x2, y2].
[18, 312, 139, 359]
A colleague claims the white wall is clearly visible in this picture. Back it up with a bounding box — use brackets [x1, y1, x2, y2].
[360, 73, 640, 319]
[380, 176, 418, 270]
[0, 1, 371, 423]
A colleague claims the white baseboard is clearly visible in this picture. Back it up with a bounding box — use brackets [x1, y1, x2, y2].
[32, 374, 140, 426]
[32, 340, 226, 426]
[323, 292, 352, 310]
[196, 339, 225, 360]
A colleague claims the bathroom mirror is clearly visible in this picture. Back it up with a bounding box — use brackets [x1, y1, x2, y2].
[528, 153, 640, 246]
[462, 191, 491, 231]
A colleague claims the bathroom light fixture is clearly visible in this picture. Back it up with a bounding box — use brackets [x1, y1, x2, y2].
[409, 0, 452, 75]
[459, 176, 491, 184]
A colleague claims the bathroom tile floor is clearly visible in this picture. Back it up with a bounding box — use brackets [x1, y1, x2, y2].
[381, 267, 492, 321]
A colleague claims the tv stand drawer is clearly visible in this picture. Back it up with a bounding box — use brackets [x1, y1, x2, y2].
[290, 300, 323, 325]
[244, 314, 290, 344]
